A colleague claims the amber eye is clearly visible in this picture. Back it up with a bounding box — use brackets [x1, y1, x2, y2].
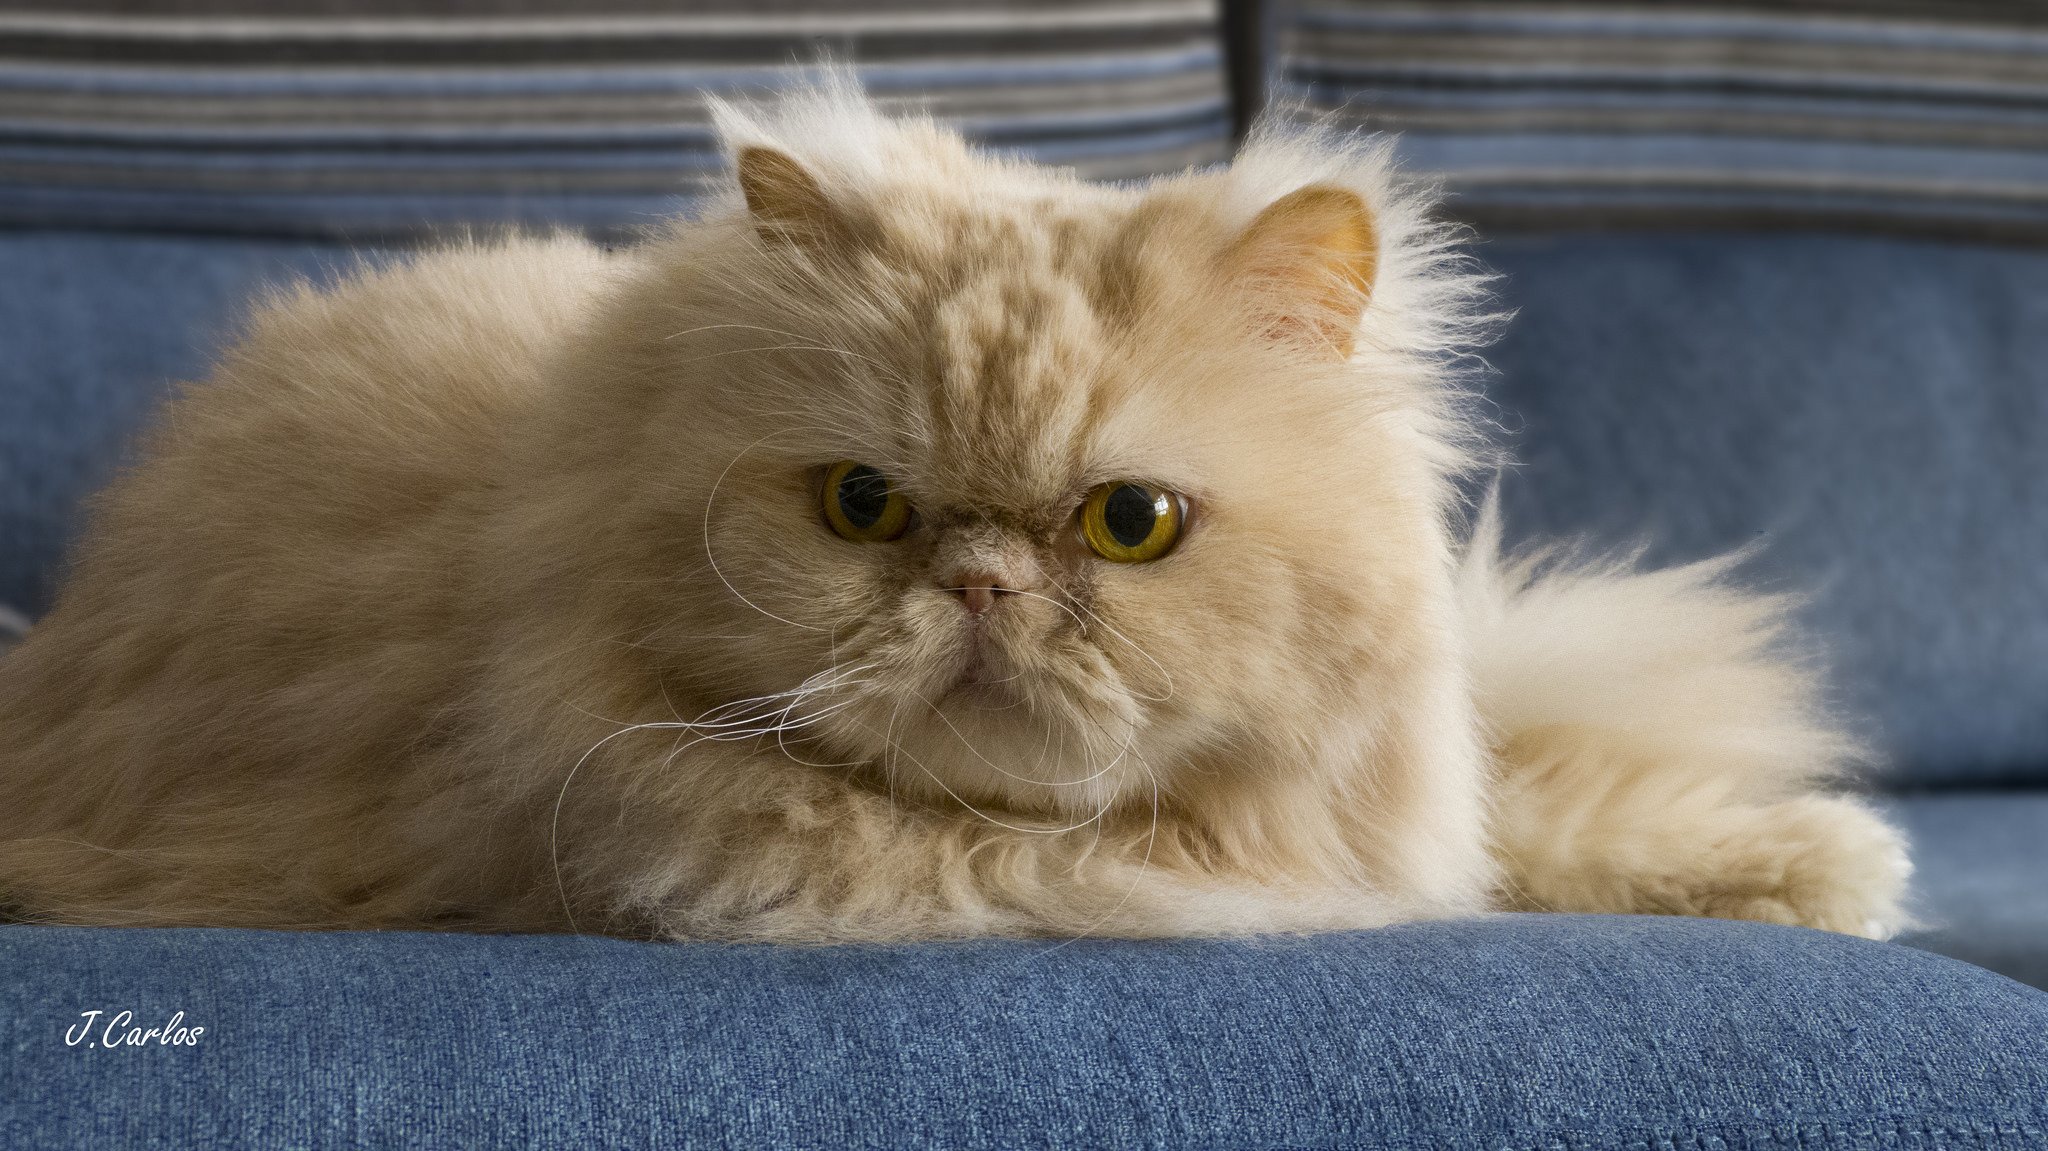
[1079, 482, 1184, 563]
[822, 460, 912, 542]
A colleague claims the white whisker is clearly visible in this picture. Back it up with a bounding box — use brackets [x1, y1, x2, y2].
[554, 661, 878, 927]
[913, 690, 1128, 789]
[967, 585, 1175, 705]
[701, 426, 837, 634]
[1023, 747, 1162, 960]
[852, 716, 1121, 837]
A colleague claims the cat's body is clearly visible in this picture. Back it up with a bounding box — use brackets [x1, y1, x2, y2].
[0, 87, 1908, 941]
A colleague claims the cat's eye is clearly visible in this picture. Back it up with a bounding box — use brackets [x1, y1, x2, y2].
[1079, 482, 1185, 563]
[822, 460, 912, 542]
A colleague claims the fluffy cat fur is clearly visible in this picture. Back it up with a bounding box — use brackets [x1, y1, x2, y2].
[0, 82, 1909, 942]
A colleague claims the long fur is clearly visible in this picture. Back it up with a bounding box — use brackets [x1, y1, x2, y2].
[1461, 502, 1909, 936]
[0, 78, 1907, 941]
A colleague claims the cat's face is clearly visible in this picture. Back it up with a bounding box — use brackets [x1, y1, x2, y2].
[596, 130, 1463, 821]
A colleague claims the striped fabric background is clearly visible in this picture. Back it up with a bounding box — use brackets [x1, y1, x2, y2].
[0, 1, 1230, 238]
[1276, 1, 2048, 239]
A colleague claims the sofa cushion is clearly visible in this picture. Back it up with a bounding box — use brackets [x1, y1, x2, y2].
[2, 915, 2044, 1148]
[1893, 790, 2048, 989]
[0, 1, 1230, 239]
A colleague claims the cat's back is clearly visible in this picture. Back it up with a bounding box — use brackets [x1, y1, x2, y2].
[187, 233, 623, 517]
[0, 235, 626, 819]
[53, 233, 626, 626]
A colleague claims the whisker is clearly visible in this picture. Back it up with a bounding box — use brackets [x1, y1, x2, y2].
[551, 717, 683, 934]
[851, 716, 1121, 837]
[660, 695, 868, 771]
[554, 661, 878, 928]
[1024, 746, 1162, 959]
[701, 426, 839, 634]
[913, 691, 1128, 788]
[952, 507, 1174, 706]
[961, 585, 1175, 705]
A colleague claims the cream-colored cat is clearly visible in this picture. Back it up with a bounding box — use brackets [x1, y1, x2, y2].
[0, 83, 1908, 941]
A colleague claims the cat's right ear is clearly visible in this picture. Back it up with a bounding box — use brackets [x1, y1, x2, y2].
[1225, 184, 1379, 358]
[735, 146, 848, 252]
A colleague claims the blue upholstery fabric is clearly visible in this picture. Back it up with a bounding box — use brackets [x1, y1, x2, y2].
[1893, 791, 2048, 990]
[1481, 232, 2048, 786]
[3, 915, 2046, 1149]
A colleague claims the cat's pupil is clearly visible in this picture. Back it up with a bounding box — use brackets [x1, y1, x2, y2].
[1102, 484, 1158, 548]
[836, 465, 891, 530]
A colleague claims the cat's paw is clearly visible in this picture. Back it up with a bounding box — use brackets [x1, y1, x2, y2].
[1692, 796, 1912, 940]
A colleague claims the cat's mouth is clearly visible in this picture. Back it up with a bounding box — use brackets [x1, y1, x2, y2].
[940, 643, 1024, 707]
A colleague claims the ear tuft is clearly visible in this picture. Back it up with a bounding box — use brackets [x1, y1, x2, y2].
[736, 145, 842, 249]
[1227, 185, 1379, 357]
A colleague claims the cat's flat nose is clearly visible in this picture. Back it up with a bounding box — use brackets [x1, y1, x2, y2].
[943, 570, 1015, 616]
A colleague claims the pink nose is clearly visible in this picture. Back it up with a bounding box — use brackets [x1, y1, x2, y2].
[944, 570, 1014, 616]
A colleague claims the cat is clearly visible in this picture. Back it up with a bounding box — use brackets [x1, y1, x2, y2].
[0, 80, 1909, 942]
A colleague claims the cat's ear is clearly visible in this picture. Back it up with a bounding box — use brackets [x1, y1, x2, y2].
[1226, 185, 1379, 358]
[735, 145, 847, 251]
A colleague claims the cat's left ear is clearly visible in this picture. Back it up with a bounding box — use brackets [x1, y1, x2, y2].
[1226, 185, 1379, 358]
[735, 145, 849, 252]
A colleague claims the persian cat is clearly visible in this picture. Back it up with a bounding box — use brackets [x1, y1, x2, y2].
[0, 84, 1909, 942]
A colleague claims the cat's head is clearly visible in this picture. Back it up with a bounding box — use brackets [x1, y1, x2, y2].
[557, 81, 1494, 821]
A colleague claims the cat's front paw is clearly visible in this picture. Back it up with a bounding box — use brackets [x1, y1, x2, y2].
[1693, 796, 1912, 940]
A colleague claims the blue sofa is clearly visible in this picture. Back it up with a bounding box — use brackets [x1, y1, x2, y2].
[3, 2, 2046, 1146]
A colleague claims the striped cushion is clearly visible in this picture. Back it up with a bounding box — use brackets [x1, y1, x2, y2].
[0, 1, 1229, 238]
[1277, 1, 2048, 238]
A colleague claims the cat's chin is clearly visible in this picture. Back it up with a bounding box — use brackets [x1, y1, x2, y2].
[887, 618, 1032, 711]
[936, 678, 1021, 711]
[935, 649, 1025, 709]
[837, 677, 1138, 821]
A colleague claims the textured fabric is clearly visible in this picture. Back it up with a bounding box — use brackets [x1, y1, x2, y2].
[2, 915, 2046, 1149]
[1277, 1, 2048, 239]
[1481, 231, 2048, 786]
[0, 1, 1229, 237]
[1892, 791, 2048, 990]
